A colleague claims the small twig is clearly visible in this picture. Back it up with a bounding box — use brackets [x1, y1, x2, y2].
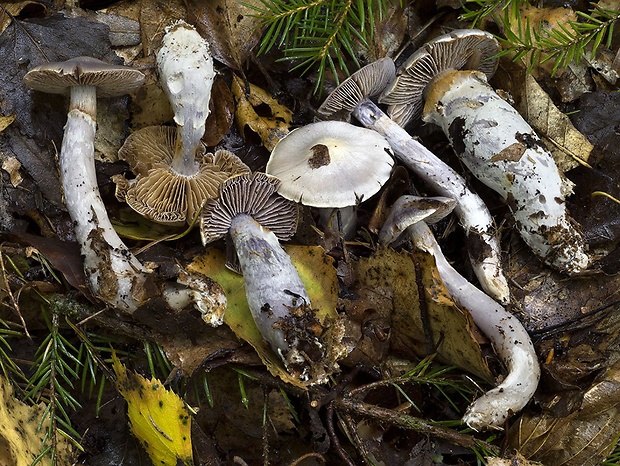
[334, 397, 499, 454]
[326, 401, 356, 466]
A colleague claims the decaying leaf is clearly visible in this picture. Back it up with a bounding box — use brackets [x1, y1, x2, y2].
[187, 245, 339, 388]
[496, 60, 593, 172]
[487, 453, 542, 465]
[113, 354, 194, 466]
[138, 0, 187, 57]
[2, 156, 22, 187]
[350, 247, 493, 382]
[112, 206, 185, 242]
[231, 74, 292, 151]
[0, 375, 72, 465]
[0, 114, 14, 133]
[203, 76, 235, 147]
[186, 0, 265, 71]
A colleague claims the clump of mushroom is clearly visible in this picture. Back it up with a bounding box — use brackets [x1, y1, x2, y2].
[116, 20, 245, 225]
[317, 58, 510, 304]
[201, 172, 342, 384]
[379, 195, 540, 431]
[380, 29, 588, 274]
[265, 120, 394, 238]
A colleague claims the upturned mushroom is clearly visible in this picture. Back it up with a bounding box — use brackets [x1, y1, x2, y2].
[200, 172, 341, 384]
[379, 195, 540, 431]
[317, 58, 510, 304]
[23, 57, 152, 312]
[117, 126, 249, 225]
[116, 20, 228, 225]
[265, 120, 394, 238]
[379, 29, 588, 274]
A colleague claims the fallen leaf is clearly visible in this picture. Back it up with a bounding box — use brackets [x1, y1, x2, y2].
[0, 114, 15, 133]
[2, 156, 22, 187]
[203, 76, 235, 147]
[0, 375, 72, 465]
[186, 0, 265, 71]
[231, 74, 292, 151]
[138, 0, 187, 57]
[351, 247, 493, 382]
[187, 245, 340, 388]
[113, 354, 194, 466]
[112, 206, 185, 242]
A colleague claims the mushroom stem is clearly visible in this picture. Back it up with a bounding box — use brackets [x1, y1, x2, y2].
[352, 99, 509, 304]
[228, 214, 326, 381]
[423, 70, 588, 274]
[406, 220, 540, 430]
[60, 88, 150, 312]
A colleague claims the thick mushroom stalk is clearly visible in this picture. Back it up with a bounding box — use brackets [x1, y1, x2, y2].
[423, 70, 588, 273]
[62, 86, 150, 311]
[379, 196, 540, 430]
[317, 58, 510, 304]
[201, 173, 340, 384]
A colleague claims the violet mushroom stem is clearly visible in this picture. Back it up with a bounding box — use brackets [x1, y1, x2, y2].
[403, 220, 540, 430]
[352, 99, 509, 304]
[201, 173, 339, 384]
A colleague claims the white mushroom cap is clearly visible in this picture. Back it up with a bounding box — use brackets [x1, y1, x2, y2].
[265, 121, 394, 208]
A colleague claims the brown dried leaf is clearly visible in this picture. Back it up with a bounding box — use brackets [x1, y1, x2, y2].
[231, 75, 292, 151]
[186, 0, 265, 71]
[350, 247, 493, 382]
[139, 0, 187, 57]
[203, 75, 235, 147]
[508, 360, 620, 465]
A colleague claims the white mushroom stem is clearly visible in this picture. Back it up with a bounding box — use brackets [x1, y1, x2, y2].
[229, 214, 326, 382]
[406, 220, 540, 430]
[61, 85, 150, 312]
[423, 70, 588, 274]
[352, 99, 509, 304]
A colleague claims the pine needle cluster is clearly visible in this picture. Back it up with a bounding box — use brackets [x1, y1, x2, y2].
[249, 0, 395, 92]
[461, 0, 620, 75]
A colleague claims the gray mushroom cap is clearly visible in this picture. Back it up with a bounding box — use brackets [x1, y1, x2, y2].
[265, 121, 394, 208]
[378, 29, 500, 127]
[317, 57, 396, 121]
[23, 56, 145, 97]
[200, 172, 299, 244]
[379, 195, 457, 245]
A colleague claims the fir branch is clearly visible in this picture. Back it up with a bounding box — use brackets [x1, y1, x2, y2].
[461, 0, 620, 75]
[249, 0, 395, 93]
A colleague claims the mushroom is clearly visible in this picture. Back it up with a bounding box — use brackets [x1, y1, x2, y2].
[117, 126, 250, 225]
[317, 58, 510, 304]
[379, 195, 540, 431]
[200, 172, 340, 384]
[265, 120, 394, 238]
[379, 29, 588, 274]
[116, 20, 227, 225]
[23, 56, 153, 313]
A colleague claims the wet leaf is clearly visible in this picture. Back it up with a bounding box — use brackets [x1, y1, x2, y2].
[496, 60, 593, 172]
[0, 375, 72, 465]
[113, 354, 194, 466]
[186, 0, 265, 71]
[203, 76, 235, 147]
[112, 206, 185, 241]
[231, 74, 292, 151]
[187, 245, 339, 388]
[350, 247, 493, 382]
[138, 0, 187, 57]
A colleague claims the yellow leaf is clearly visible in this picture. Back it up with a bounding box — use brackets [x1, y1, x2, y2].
[113, 354, 193, 466]
[188, 245, 340, 388]
[232, 74, 292, 151]
[0, 114, 15, 133]
[0, 375, 72, 465]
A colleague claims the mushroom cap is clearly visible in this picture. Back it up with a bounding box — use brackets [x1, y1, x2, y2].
[317, 57, 396, 121]
[23, 56, 145, 97]
[379, 195, 457, 245]
[265, 121, 394, 208]
[378, 29, 499, 127]
[119, 126, 250, 225]
[200, 172, 299, 244]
